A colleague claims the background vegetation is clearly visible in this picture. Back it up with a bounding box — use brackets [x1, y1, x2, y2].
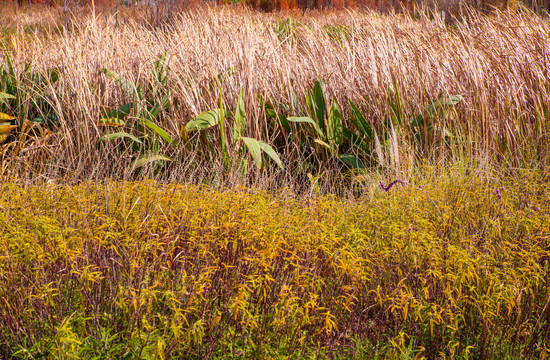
[0, 6, 549, 193]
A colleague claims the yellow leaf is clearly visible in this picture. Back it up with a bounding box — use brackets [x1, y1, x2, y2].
[0, 113, 15, 121]
[98, 118, 125, 127]
[0, 124, 17, 135]
[0, 134, 8, 144]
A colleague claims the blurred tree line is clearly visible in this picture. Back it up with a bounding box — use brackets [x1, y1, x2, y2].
[2, 0, 548, 18]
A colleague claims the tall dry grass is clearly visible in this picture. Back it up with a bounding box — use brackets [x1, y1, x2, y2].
[1, 6, 549, 189]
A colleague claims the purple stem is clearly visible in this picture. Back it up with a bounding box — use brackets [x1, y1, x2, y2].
[380, 179, 408, 192]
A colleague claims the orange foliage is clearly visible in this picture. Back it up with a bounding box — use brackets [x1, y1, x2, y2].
[237, 0, 411, 11]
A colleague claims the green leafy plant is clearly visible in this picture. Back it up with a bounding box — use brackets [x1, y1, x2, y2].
[0, 52, 62, 171]
[340, 88, 464, 171]
[287, 80, 343, 156]
[185, 87, 283, 173]
[0, 92, 17, 144]
[339, 99, 377, 170]
[97, 51, 175, 172]
[264, 80, 374, 173]
[410, 93, 464, 153]
[0, 51, 61, 129]
[340, 87, 403, 171]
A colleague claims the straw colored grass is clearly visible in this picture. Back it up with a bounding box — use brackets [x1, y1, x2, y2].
[1, 5, 549, 187]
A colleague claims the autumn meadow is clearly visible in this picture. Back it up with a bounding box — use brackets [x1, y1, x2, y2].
[0, 0, 549, 358]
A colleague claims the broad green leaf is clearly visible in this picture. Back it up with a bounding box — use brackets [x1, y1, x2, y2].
[258, 140, 283, 169]
[138, 118, 174, 144]
[233, 89, 246, 140]
[265, 107, 277, 119]
[0, 92, 15, 100]
[306, 89, 314, 120]
[241, 136, 262, 169]
[276, 113, 290, 131]
[339, 154, 365, 169]
[0, 112, 15, 120]
[288, 116, 321, 137]
[106, 103, 133, 120]
[287, 116, 316, 125]
[0, 124, 16, 135]
[273, 102, 291, 130]
[147, 95, 170, 119]
[348, 100, 373, 140]
[312, 80, 326, 135]
[186, 110, 223, 131]
[99, 131, 142, 144]
[327, 98, 342, 147]
[343, 126, 370, 155]
[132, 154, 172, 169]
[98, 118, 125, 127]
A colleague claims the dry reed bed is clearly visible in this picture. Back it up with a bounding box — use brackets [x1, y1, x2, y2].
[1, 7, 549, 184]
[0, 172, 548, 358]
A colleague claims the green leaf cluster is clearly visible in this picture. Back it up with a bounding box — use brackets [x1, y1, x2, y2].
[98, 51, 175, 172]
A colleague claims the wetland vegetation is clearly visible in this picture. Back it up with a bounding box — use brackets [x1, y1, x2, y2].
[0, 2, 549, 358]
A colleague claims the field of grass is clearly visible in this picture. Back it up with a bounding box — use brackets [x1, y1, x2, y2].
[0, 5, 548, 186]
[1, 3, 549, 359]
